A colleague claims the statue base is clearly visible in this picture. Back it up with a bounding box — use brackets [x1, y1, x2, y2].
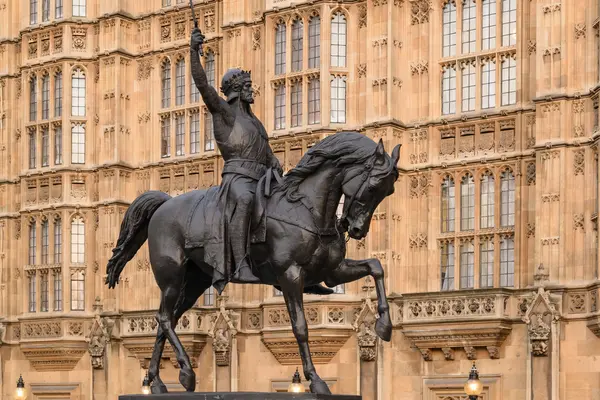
[119, 393, 360, 400]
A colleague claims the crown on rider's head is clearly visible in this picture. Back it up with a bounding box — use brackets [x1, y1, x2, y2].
[220, 69, 252, 96]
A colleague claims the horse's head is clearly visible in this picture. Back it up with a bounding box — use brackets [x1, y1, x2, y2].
[340, 139, 400, 240]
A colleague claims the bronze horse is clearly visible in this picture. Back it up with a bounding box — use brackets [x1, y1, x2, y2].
[105, 132, 400, 394]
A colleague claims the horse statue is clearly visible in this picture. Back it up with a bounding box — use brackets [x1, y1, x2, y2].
[105, 131, 401, 394]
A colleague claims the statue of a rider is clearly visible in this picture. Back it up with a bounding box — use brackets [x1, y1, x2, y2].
[190, 28, 332, 295]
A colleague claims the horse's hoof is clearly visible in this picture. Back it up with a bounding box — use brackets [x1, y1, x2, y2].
[151, 380, 168, 394]
[375, 313, 392, 342]
[179, 368, 196, 392]
[309, 380, 332, 394]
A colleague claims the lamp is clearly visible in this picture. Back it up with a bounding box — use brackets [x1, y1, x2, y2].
[464, 362, 483, 400]
[141, 372, 151, 395]
[15, 374, 26, 399]
[287, 368, 304, 393]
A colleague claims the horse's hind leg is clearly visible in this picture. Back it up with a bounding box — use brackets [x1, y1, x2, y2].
[148, 325, 168, 393]
[324, 258, 392, 341]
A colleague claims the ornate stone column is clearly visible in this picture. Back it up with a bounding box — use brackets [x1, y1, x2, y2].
[353, 289, 379, 400]
[208, 295, 240, 392]
[87, 298, 115, 400]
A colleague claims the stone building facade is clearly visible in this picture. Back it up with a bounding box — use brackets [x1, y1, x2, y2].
[1, 0, 600, 399]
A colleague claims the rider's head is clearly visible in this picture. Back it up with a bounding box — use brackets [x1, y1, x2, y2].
[221, 68, 254, 104]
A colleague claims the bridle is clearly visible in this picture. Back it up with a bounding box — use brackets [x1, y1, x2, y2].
[339, 151, 378, 226]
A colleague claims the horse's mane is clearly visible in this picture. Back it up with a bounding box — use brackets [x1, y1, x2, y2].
[275, 131, 395, 202]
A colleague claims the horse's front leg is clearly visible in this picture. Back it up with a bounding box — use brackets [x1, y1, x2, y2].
[279, 264, 332, 395]
[324, 258, 392, 341]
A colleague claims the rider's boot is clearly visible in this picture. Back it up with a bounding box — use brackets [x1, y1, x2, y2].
[231, 201, 261, 283]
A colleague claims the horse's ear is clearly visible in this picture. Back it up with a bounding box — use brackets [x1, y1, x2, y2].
[391, 144, 401, 167]
[375, 139, 385, 157]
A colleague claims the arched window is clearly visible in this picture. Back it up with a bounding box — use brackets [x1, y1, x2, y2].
[442, 1, 456, 57]
[70, 270, 85, 310]
[71, 123, 85, 164]
[330, 12, 347, 67]
[308, 77, 320, 125]
[53, 270, 62, 311]
[308, 15, 321, 69]
[29, 273, 37, 312]
[73, 0, 86, 17]
[41, 219, 49, 264]
[42, 0, 50, 22]
[161, 60, 171, 108]
[190, 112, 200, 154]
[482, 0, 497, 50]
[500, 170, 515, 226]
[161, 115, 171, 158]
[55, 0, 63, 19]
[41, 126, 49, 167]
[204, 51, 215, 88]
[459, 240, 474, 289]
[330, 75, 346, 123]
[54, 217, 62, 263]
[500, 236, 514, 287]
[175, 58, 185, 106]
[71, 68, 86, 117]
[480, 238, 494, 288]
[480, 172, 495, 228]
[501, 0, 517, 46]
[30, 76, 37, 122]
[30, 0, 38, 25]
[441, 240, 455, 291]
[40, 272, 49, 312]
[29, 129, 37, 169]
[203, 286, 214, 306]
[441, 176, 455, 232]
[460, 174, 475, 231]
[275, 23, 286, 75]
[291, 18, 303, 72]
[41, 74, 49, 119]
[482, 61, 496, 109]
[54, 71, 63, 117]
[29, 222, 37, 265]
[442, 66, 456, 115]
[462, 62, 475, 112]
[175, 113, 185, 156]
[204, 110, 214, 151]
[291, 81, 302, 127]
[501, 57, 517, 106]
[274, 85, 286, 130]
[462, 0, 476, 53]
[70, 217, 85, 264]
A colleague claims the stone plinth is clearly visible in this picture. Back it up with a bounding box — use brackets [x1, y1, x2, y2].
[119, 393, 360, 400]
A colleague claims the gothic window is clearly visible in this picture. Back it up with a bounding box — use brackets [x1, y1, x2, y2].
[175, 114, 185, 156]
[70, 270, 85, 310]
[190, 112, 200, 154]
[442, 1, 457, 57]
[42, 0, 49, 22]
[461, 174, 475, 231]
[480, 238, 494, 288]
[441, 241, 455, 291]
[29, 273, 37, 312]
[502, 0, 517, 47]
[274, 85, 286, 130]
[204, 110, 214, 151]
[191, 79, 200, 103]
[292, 19, 304, 72]
[330, 75, 346, 123]
[54, 126, 62, 165]
[29, 223, 37, 265]
[308, 16, 321, 69]
[308, 78, 320, 125]
[204, 286, 214, 306]
[442, 66, 456, 115]
[500, 236, 514, 287]
[73, 0, 86, 17]
[70, 217, 85, 264]
[501, 57, 517, 106]
[275, 23, 286, 75]
[53, 271, 62, 311]
[71, 123, 85, 164]
[161, 116, 171, 157]
[55, 0, 63, 19]
[291, 82, 302, 127]
[41, 127, 49, 167]
[441, 176, 455, 233]
[459, 241, 475, 289]
[40, 272, 49, 312]
[30, 76, 37, 121]
[54, 71, 62, 117]
[29, 130, 37, 169]
[71, 68, 86, 117]
[54, 218, 62, 263]
[30, 0, 38, 25]
[500, 169, 515, 226]
[162, 0, 171, 6]
[42, 74, 49, 119]
[481, 60, 496, 109]
[175, 59, 185, 106]
[480, 172, 495, 228]
[462, 63, 475, 112]
[333, 284, 345, 294]
[162, 60, 171, 108]
[204, 51, 215, 88]
[482, 0, 497, 50]
[41, 220, 49, 264]
[462, 0, 476, 54]
[330, 12, 347, 67]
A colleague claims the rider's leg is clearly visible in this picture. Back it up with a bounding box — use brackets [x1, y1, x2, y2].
[229, 188, 260, 282]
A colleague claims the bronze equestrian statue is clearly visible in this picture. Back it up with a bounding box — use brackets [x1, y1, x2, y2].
[105, 27, 401, 395]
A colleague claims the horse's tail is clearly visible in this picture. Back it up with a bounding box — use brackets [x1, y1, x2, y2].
[105, 191, 171, 289]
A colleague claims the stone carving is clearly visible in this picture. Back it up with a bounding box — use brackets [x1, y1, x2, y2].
[0, 322, 5, 346]
[247, 312, 261, 329]
[573, 214, 585, 231]
[208, 297, 238, 367]
[252, 26, 261, 50]
[268, 309, 291, 326]
[409, 233, 427, 248]
[353, 298, 378, 361]
[328, 307, 345, 324]
[478, 132, 495, 153]
[497, 127, 515, 153]
[357, 63, 367, 77]
[420, 348, 433, 361]
[409, 173, 430, 198]
[575, 23, 586, 39]
[528, 40, 537, 55]
[441, 347, 454, 360]
[574, 149, 585, 175]
[213, 328, 230, 366]
[410, 60, 428, 75]
[204, 8, 215, 33]
[68, 322, 84, 336]
[88, 312, 115, 369]
[137, 59, 153, 80]
[160, 17, 171, 42]
[527, 223, 535, 238]
[573, 100, 585, 113]
[464, 346, 476, 360]
[407, 296, 495, 320]
[568, 293, 586, 314]
[526, 162, 536, 185]
[71, 27, 87, 51]
[592, 290, 598, 312]
[410, 0, 432, 25]
[358, 4, 367, 28]
[522, 288, 561, 357]
[486, 346, 499, 359]
[22, 322, 62, 338]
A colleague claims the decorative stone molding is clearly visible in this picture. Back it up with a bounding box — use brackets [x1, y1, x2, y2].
[20, 343, 88, 371]
[208, 296, 240, 367]
[353, 298, 378, 362]
[0, 321, 5, 346]
[522, 288, 561, 357]
[87, 306, 115, 369]
[261, 329, 351, 365]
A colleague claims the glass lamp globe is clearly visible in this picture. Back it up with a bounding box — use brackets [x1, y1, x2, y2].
[288, 368, 305, 393]
[141, 372, 151, 395]
[16, 374, 26, 399]
[464, 362, 483, 396]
